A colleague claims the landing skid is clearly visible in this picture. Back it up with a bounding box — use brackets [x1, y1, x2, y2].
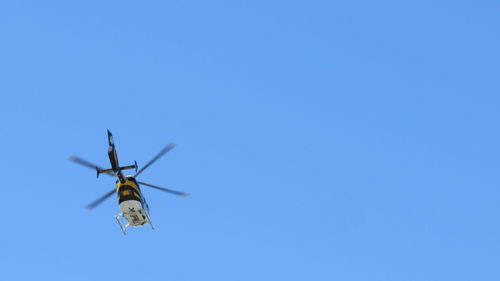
[145, 211, 155, 230]
[116, 212, 129, 235]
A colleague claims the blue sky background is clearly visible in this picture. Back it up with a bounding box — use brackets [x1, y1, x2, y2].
[1, 1, 499, 280]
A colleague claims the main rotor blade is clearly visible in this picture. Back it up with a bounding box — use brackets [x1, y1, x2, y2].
[137, 181, 189, 197]
[68, 156, 116, 177]
[134, 143, 176, 178]
[85, 189, 116, 209]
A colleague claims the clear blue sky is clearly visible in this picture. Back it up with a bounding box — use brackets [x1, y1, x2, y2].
[1, 1, 499, 280]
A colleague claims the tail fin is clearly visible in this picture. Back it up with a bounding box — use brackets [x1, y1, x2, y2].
[107, 130, 114, 146]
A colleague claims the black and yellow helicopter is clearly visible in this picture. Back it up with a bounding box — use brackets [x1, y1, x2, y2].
[69, 130, 189, 234]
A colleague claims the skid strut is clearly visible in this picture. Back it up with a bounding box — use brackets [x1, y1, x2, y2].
[115, 213, 129, 235]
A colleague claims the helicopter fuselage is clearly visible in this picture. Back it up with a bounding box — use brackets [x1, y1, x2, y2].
[116, 176, 150, 227]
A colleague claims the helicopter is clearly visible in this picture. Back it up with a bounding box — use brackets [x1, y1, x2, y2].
[69, 130, 189, 234]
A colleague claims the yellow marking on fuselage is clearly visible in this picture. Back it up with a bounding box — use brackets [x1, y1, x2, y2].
[116, 177, 143, 203]
[116, 178, 141, 193]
